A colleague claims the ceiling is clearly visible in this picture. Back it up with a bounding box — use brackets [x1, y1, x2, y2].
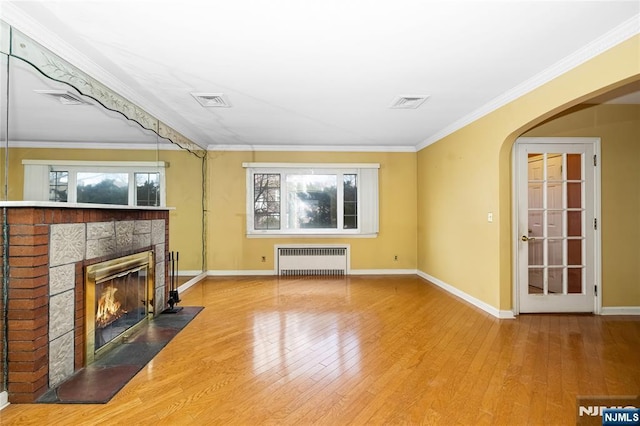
[1, 1, 639, 151]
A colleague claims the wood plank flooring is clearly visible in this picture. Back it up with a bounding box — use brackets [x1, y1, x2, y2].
[1, 275, 638, 425]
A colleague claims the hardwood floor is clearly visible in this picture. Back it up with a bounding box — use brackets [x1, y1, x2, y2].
[1, 275, 639, 425]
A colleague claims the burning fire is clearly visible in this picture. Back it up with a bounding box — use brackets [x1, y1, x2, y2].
[96, 285, 126, 328]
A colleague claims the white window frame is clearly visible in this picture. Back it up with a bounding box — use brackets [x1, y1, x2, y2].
[22, 160, 167, 207]
[243, 162, 379, 238]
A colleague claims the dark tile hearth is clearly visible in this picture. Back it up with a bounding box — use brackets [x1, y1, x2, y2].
[38, 306, 203, 404]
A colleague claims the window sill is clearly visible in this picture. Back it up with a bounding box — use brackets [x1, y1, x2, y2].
[246, 232, 378, 239]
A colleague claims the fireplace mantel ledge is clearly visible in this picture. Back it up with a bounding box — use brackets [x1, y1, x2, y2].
[0, 201, 174, 210]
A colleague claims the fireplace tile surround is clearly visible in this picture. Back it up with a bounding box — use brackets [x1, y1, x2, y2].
[0, 202, 171, 403]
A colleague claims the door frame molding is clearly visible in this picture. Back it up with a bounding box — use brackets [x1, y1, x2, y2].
[511, 137, 602, 315]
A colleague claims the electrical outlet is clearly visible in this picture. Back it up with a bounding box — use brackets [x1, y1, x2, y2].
[487, 212, 493, 223]
[261, 256, 266, 262]
[394, 255, 398, 261]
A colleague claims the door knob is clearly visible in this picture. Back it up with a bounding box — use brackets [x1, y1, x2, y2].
[521, 235, 536, 242]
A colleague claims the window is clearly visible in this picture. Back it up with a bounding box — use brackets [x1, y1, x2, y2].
[49, 171, 68, 202]
[254, 173, 281, 230]
[77, 172, 129, 205]
[23, 160, 166, 207]
[135, 172, 161, 206]
[244, 163, 379, 237]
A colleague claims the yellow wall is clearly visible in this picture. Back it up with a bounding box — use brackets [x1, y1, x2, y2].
[207, 150, 417, 272]
[7, 147, 205, 272]
[524, 104, 640, 306]
[417, 35, 640, 311]
[6, 35, 639, 311]
[158, 149, 205, 273]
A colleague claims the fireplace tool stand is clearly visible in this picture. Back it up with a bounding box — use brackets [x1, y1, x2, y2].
[163, 251, 183, 314]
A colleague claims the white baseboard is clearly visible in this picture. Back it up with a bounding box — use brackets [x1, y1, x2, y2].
[0, 391, 8, 411]
[417, 270, 515, 319]
[350, 269, 417, 275]
[600, 306, 640, 315]
[205, 269, 419, 276]
[178, 270, 204, 277]
[207, 270, 277, 276]
[176, 271, 207, 294]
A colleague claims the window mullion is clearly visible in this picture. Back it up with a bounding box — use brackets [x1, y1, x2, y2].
[356, 170, 361, 231]
[337, 172, 344, 230]
[281, 172, 288, 231]
[68, 170, 78, 203]
[129, 171, 136, 206]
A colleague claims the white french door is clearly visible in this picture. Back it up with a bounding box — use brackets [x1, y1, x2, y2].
[515, 138, 599, 313]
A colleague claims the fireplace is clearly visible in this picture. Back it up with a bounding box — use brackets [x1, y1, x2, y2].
[1, 204, 169, 403]
[85, 251, 155, 364]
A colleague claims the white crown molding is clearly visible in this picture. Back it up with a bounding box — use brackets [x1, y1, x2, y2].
[208, 144, 416, 153]
[8, 141, 183, 150]
[416, 13, 640, 151]
[417, 270, 515, 319]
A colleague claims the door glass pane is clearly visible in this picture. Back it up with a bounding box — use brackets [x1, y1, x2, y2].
[548, 268, 563, 294]
[528, 155, 543, 180]
[528, 268, 543, 294]
[567, 182, 582, 208]
[547, 183, 563, 209]
[568, 268, 583, 294]
[528, 240, 543, 266]
[529, 211, 543, 237]
[566, 154, 582, 180]
[546, 154, 563, 180]
[567, 211, 582, 237]
[547, 211, 563, 237]
[567, 239, 582, 265]
[548, 239, 563, 266]
[528, 183, 543, 208]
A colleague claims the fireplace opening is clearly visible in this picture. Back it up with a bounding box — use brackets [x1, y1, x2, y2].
[85, 251, 154, 364]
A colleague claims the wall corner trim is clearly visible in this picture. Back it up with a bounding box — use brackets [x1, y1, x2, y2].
[0, 391, 9, 411]
[417, 270, 515, 319]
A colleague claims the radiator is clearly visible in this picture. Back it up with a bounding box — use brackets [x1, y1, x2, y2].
[276, 245, 349, 276]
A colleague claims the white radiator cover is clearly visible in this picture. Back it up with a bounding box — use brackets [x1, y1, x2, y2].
[276, 244, 350, 276]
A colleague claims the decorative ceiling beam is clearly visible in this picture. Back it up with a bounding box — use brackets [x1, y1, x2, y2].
[3, 22, 205, 156]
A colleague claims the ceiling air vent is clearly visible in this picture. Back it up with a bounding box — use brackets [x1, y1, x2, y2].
[191, 93, 232, 108]
[389, 95, 429, 109]
[34, 90, 90, 105]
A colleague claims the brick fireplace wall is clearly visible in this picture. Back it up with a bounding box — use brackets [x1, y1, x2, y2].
[0, 209, 5, 403]
[2, 206, 169, 403]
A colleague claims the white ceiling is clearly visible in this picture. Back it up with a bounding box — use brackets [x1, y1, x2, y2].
[1, 1, 639, 151]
